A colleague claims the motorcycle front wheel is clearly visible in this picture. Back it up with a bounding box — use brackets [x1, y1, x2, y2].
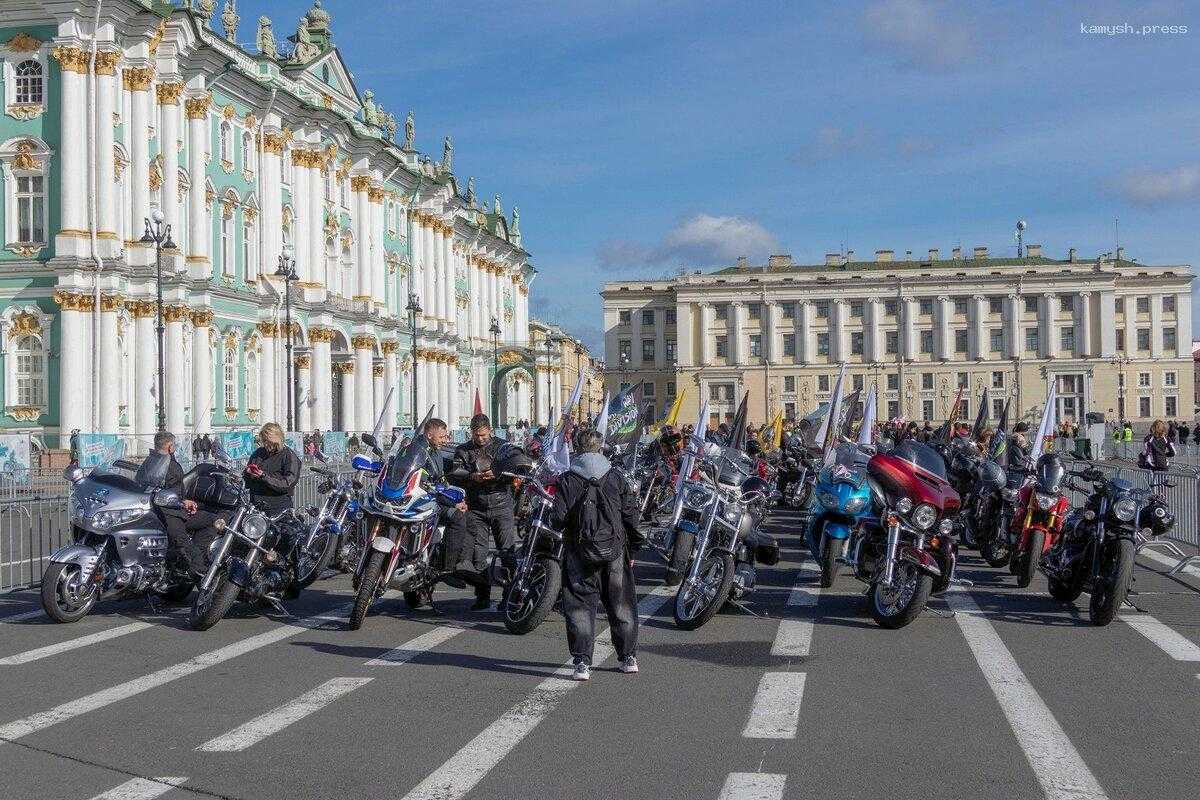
[349, 551, 385, 631]
[189, 573, 240, 631]
[980, 525, 1012, 568]
[1089, 538, 1134, 626]
[869, 563, 932, 629]
[501, 557, 562, 635]
[819, 533, 840, 588]
[666, 529, 694, 586]
[40, 562, 98, 623]
[673, 551, 735, 630]
[1017, 530, 1044, 589]
[295, 524, 338, 589]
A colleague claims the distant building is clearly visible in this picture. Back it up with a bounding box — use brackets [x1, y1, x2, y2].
[602, 246, 1194, 427]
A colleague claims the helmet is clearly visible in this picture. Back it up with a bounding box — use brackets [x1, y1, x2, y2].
[1035, 453, 1065, 494]
[1138, 495, 1176, 537]
[493, 442, 532, 476]
[746, 440, 763, 456]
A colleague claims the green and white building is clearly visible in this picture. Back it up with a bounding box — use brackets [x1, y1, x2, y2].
[0, 0, 539, 445]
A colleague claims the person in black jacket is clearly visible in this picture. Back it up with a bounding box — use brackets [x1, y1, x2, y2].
[450, 414, 516, 610]
[551, 429, 646, 682]
[244, 423, 301, 512]
[144, 431, 218, 579]
[414, 417, 476, 607]
[1143, 419, 1176, 472]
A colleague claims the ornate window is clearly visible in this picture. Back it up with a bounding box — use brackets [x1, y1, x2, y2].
[220, 213, 234, 276]
[14, 334, 44, 406]
[14, 60, 42, 105]
[241, 131, 252, 172]
[223, 347, 238, 411]
[245, 349, 259, 411]
[242, 222, 255, 281]
[219, 121, 233, 168]
[1, 137, 52, 256]
[2, 306, 51, 419]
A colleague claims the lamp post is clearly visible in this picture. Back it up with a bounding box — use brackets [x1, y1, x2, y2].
[407, 292, 422, 425]
[574, 342, 585, 420]
[139, 209, 176, 433]
[274, 248, 298, 432]
[489, 317, 502, 423]
[543, 337, 558, 425]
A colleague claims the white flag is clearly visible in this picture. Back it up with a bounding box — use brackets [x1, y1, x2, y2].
[857, 387, 877, 446]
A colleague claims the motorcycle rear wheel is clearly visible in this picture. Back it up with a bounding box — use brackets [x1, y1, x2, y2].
[673, 552, 735, 631]
[502, 557, 563, 635]
[1016, 530, 1044, 589]
[189, 574, 240, 631]
[349, 551, 385, 631]
[1089, 538, 1134, 627]
[40, 562, 98, 623]
[869, 563, 932, 629]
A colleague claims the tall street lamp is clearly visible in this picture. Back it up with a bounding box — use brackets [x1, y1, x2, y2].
[543, 337, 558, 425]
[406, 292, 422, 425]
[489, 317, 502, 421]
[274, 248, 298, 432]
[139, 209, 176, 433]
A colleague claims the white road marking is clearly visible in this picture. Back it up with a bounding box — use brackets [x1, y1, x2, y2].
[0, 604, 350, 741]
[771, 619, 813, 658]
[742, 672, 806, 739]
[946, 589, 1110, 800]
[718, 772, 786, 800]
[785, 560, 821, 608]
[0, 608, 43, 623]
[0, 621, 153, 666]
[1121, 614, 1200, 661]
[87, 776, 187, 800]
[400, 586, 673, 800]
[365, 625, 465, 666]
[197, 677, 372, 752]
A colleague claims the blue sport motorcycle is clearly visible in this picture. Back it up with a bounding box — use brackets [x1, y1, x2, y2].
[806, 444, 875, 588]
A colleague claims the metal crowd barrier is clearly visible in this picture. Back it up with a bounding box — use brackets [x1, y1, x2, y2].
[0, 465, 354, 594]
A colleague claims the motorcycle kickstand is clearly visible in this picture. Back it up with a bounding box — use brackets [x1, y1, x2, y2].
[926, 603, 956, 618]
[726, 598, 763, 618]
[260, 595, 292, 618]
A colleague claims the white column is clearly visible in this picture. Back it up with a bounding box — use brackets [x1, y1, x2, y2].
[1077, 291, 1093, 357]
[127, 66, 153, 264]
[56, 294, 92, 434]
[867, 298, 884, 361]
[185, 94, 210, 268]
[132, 305, 155, 437]
[729, 302, 744, 363]
[1150, 295, 1164, 358]
[191, 314, 212, 433]
[354, 337, 375, 432]
[292, 149, 310, 281]
[466, 253, 479, 339]
[414, 355, 428, 420]
[260, 131, 284, 280]
[1041, 293, 1059, 358]
[353, 177, 371, 300]
[383, 345, 398, 426]
[51, 47, 88, 255]
[799, 301, 814, 365]
[157, 82, 182, 258]
[969, 295, 986, 361]
[372, 364, 385, 428]
[97, 298, 120, 432]
[338, 364, 356, 432]
[259, 331, 277, 425]
[441, 227, 454, 331]
[94, 53, 119, 251]
[1099, 291, 1117, 358]
[902, 297, 918, 361]
[1175, 292, 1192, 358]
[296, 356, 313, 431]
[312, 333, 333, 431]
[935, 296, 952, 361]
[165, 308, 186, 433]
[371, 195, 385, 308]
[1006, 293, 1022, 359]
[309, 159, 325, 287]
[831, 300, 848, 362]
[698, 303, 713, 365]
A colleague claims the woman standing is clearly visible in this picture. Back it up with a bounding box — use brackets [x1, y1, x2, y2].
[245, 422, 302, 512]
[1141, 419, 1176, 472]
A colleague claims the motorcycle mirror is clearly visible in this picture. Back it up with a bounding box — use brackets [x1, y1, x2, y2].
[361, 433, 377, 448]
[62, 464, 85, 484]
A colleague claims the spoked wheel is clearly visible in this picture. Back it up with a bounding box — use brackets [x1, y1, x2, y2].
[980, 531, 1012, 568]
[673, 552, 736, 631]
[294, 524, 337, 589]
[869, 562, 933, 629]
[1089, 538, 1135, 627]
[40, 562, 98, 623]
[501, 557, 563, 635]
[189, 573, 241, 631]
[349, 551, 385, 631]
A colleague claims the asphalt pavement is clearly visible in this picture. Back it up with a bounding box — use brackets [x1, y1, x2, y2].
[2, 507, 1200, 800]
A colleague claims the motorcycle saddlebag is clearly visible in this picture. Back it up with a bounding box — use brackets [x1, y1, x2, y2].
[754, 534, 781, 566]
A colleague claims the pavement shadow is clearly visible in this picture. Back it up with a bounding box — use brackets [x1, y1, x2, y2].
[638, 639, 780, 669]
[287, 640, 565, 678]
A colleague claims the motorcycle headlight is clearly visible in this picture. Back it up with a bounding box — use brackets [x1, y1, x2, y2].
[1112, 498, 1137, 522]
[91, 507, 145, 531]
[938, 518, 954, 535]
[1035, 493, 1057, 511]
[685, 487, 710, 510]
[242, 513, 269, 541]
[724, 507, 742, 523]
[843, 495, 868, 515]
[818, 491, 839, 510]
[895, 497, 914, 515]
[911, 503, 937, 530]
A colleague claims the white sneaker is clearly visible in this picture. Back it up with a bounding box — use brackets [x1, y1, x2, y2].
[618, 656, 639, 674]
[572, 661, 591, 681]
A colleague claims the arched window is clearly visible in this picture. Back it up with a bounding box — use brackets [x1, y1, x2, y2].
[246, 350, 259, 411]
[242, 221, 255, 281]
[341, 241, 353, 298]
[14, 335, 44, 407]
[219, 121, 232, 164]
[223, 347, 237, 411]
[14, 60, 42, 105]
[241, 131, 252, 171]
[220, 212, 234, 275]
[14, 172, 44, 244]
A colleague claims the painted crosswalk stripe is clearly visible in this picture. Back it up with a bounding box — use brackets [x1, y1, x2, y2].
[742, 672, 806, 739]
[0, 621, 153, 666]
[87, 776, 186, 800]
[947, 589, 1109, 800]
[771, 619, 813, 658]
[197, 677, 372, 752]
[400, 586, 673, 800]
[785, 560, 821, 607]
[1121, 614, 1200, 661]
[0, 608, 43, 623]
[365, 625, 466, 666]
[0, 604, 351, 741]
[718, 772, 786, 800]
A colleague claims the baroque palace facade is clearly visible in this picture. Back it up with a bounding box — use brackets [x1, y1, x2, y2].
[602, 246, 1195, 428]
[0, 0, 544, 444]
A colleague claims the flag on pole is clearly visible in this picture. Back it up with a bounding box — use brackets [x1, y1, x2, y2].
[728, 391, 750, 450]
[938, 384, 966, 442]
[592, 391, 610, 441]
[768, 409, 785, 450]
[971, 387, 990, 440]
[1030, 381, 1058, 458]
[664, 388, 686, 427]
[988, 396, 1012, 461]
[857, 388, 877, 446]
[675, 398, 709, 492]
[605, 384, 644, 449]
[815, 364, 847, 462]
[473, 388, 483, 417]
[839, 388, 863, 440]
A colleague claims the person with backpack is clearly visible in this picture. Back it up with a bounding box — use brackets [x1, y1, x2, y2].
[551, 429, 646, 681]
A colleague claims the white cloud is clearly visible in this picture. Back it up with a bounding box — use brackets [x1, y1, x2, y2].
[861, 0, 976, 71]
[1116, 165, 1200, 207]
[597, 214, 779, 271]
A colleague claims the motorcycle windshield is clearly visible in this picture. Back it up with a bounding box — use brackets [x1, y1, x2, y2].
[820, 443, 870, 487]
[380, 434, 429, 500]
[892, 441, 947, 479]
[1035, 454, 1065, 494]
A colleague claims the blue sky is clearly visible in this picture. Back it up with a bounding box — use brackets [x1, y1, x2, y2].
[237, 0, 1200, 350]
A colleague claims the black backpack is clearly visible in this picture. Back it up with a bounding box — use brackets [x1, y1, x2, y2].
[568, 471, 623, 565]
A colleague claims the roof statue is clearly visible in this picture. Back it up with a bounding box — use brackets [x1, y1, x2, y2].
[221, 0, 239, 43]
[382, 111, 397, 142]
[510, 206, 521, 237]
[289, 17, 320, 63]
[361, 90, 379, 126]
[194, 0, 216, 24]
[466, 176, 476, 205]
[256, 16, 277, 58]
[404, 110, 415, 150]
[493, 194, 502, 217]
[442, 136, 453, 174]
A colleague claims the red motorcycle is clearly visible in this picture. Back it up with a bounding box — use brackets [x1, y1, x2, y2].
[845, 441, 960, 628]
[1008, 452, 1069, 589]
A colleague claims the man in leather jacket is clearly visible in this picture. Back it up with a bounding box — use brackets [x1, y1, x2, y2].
[450, 413, 516, 610]
[145, 431, 218, 580]
[419, 418, 480, 605]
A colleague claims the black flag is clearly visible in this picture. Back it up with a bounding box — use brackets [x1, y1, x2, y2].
[840, 388, 863, 440]
[971, 387, 990, 440]
[727, 391, 749, 450]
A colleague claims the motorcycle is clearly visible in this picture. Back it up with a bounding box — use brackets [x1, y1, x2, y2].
[664, 441, 780, 630]
[188, 448, 321, 631]
[297, 453, 380, 585]
[1044, 468, 1175, 625]
[348, 427, 465, 630]
[777, 434, 818, 508]
[805, 442, 875, 588]
[43, 457, 195, 623]
[498, 466, 564, 635]
[1009, 452, 1069, 589]
[845, 440, 960, 628]
[955, 452, 1013, 568]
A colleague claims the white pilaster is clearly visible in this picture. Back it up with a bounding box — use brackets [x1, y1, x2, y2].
[191, 315, 212, 433]
[133, 307, 155, 436]
[296, 359, 312, 432]
[185, 93, 210, 271]
[127, 66, 153, 265]
[1099, 291, 1117, 358]
[165, 311, 186, 433]
[354, 338, 375, 432]
[1077, 291, 1093, 357]
[1176, 292, 1192, 358]
[157, 82, 182, 265]
[1150, 294, 1164, 358]
[969, 295, 986, 361]
[52, 48, 88, 256]
[1041, 293, 1059, 358]
[1006, 293, 1022, 359]
[312, 335, 333, 431]
[935, 296, 952, 361]
[97, 300, 120, 432]
[259, 331, 276, 425]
